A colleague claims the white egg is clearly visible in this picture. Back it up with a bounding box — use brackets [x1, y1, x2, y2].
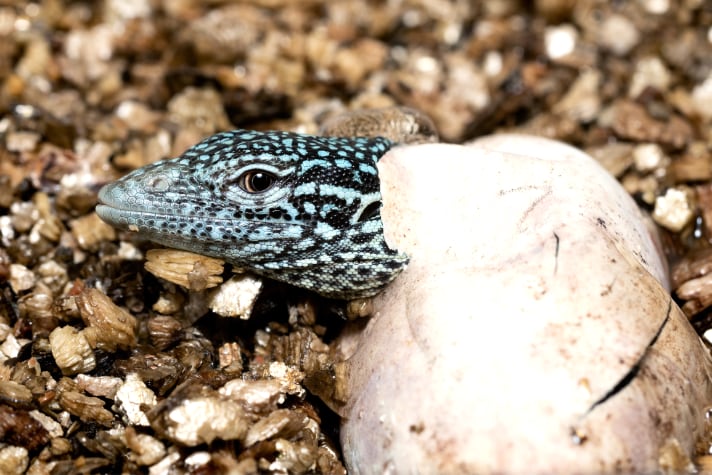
[339, 135, 712, 474]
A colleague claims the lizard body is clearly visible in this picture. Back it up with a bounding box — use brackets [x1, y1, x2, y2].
[96, 129, 409, 299]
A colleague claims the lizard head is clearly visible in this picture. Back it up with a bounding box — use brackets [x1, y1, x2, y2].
[96, 130, 408, 299]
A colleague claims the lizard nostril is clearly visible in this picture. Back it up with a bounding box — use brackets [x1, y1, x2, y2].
[147, 175, 171, 192]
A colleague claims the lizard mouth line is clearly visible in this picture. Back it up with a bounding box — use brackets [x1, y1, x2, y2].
[95, 203, 200, 221]
[95, 204, 310, 237]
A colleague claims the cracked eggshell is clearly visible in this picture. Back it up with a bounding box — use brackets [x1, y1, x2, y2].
[340, 135, 712, 474]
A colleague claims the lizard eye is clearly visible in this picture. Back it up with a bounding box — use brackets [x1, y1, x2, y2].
[238, 170, 276, 193]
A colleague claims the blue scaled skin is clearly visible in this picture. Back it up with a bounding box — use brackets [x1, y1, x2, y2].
[96, 130, 409, 299]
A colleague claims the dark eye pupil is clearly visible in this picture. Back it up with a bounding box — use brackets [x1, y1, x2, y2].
[240, 170, 275, 193]
[250, 172, 274, 191]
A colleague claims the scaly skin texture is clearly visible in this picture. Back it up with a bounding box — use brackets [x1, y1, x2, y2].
[96, 129, 409, 299]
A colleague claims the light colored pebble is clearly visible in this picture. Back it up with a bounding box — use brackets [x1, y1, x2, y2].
[599, 14, 639, 56]
[126, 430, 166, 466]
[49, 326, 96, 375]
[244, 409, 311, 447]
[9, 263, 36, 293]
[67, 140, 116, 189]
[144, 249, 224, 291]
[184, 451, 212, 470]
[482, 51, 503, 77]
[629, 57, 671, 98]
[75, 374, 123, 399]
[553, 70, 601, 122]
[117, 241, 144, 261]
[208, 274, 263, 319]
[63, 24, 114, 71]
[692, 73, 712, 122]
[104, 0, 152, 20]
[152, 293, 184, 315]
[47, 443, 71, 464]
[440, 53, 490, 138]
[57, 390, 114, 427]
[167, 87, 232, 136]
[26, 459, 58, 475]
[56, 411, 72, 429]
[114, 373, 157, 426]
[269, 439, 318, 473]
[0, 446, 28, 475]
[676, 272, 712, 316]
[49, 437, 72, 456]
[269, 361, 305, 398]
[32, 192, 63, 243]
[0, 323, 11, 344]
[0, 216, 14, 245]
[0, 334, 25, 359]
[585, 142, 634, 177]
[544, 24, 577, 60]
[115, 100, 161, 131]
[653, 188, 694, 232]
[29, 410, 64, 438]
[6, 131, 41, 153]
[633, 143, 666, 173]
[69, 213, 117, 251]
[164, 396, 248, 446]
[217, 342, 243, 372]
[220, 379, 285, 412]
[76, 288, 137, 352]
[0, 380, 32, 405]
[622, 174, 659, 205]
[345, 298, 374, 319]
[13, 36, 52, 80]
[639, 0, 670, 14]
[658, 438, 696, 472]
[148, 449, 181, 475]
[36, 260, 68, 290]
